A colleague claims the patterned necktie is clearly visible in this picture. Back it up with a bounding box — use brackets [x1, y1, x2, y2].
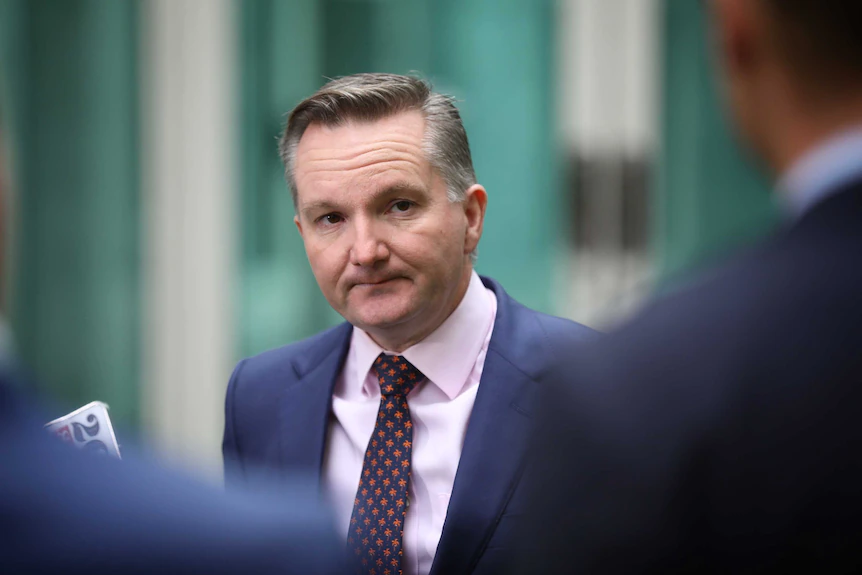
[348, 353, 426, 575]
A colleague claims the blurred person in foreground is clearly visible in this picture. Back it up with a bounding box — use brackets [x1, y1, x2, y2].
[222, 73, 595, 575]
[529, 0, 862, 572]
[0, 119, 343, 574]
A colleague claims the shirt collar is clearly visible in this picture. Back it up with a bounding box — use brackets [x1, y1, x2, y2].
[351, 270, 495, 400]
[778, 125, 862, 219]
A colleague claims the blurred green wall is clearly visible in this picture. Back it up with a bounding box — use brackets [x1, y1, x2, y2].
[238, 0, 559, 357]
[0, 0, 140, 425]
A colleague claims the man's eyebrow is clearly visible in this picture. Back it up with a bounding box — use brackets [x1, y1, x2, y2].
[300, 200, 340, 217]
[376, 182, 428, 197]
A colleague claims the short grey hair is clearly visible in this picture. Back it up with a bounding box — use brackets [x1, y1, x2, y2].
[279, 73, 477, 209]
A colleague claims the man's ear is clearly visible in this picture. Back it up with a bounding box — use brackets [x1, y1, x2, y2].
[294, 214, 304, 238]
[710, 0, 761, 78]
[462, 184, 487, 256]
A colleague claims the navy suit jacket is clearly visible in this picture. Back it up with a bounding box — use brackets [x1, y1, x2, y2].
[223, 276, 595, 575]
[530, 181, 862, 572]
[0, 373, 344, 574]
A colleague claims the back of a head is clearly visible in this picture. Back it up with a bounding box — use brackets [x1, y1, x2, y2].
[762, 0, 862, 91]
[279, 72, 477, 207]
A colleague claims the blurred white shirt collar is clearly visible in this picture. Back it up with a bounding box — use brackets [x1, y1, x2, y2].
[778, 125, 862, 219]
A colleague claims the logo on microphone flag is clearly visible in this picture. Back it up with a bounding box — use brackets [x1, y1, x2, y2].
[45, 401, 122, 459]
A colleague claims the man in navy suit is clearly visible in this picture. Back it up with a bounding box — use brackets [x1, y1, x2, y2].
[531, 0, 862, 572]
[222, 73, 594, 575]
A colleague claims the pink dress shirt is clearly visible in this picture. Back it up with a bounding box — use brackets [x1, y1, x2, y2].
[323, 271, 497, 575]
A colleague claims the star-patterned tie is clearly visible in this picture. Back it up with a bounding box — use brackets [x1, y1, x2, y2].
[347, 353, 426, 575]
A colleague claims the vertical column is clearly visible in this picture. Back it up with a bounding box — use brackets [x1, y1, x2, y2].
[658, 0, 776, 279]
[556, 0, 660, 327]
[140, 0, 236, 475]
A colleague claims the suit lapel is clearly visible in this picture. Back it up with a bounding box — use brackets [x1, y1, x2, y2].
[278, 323, 352, 486]
[430, 280, 541, 575]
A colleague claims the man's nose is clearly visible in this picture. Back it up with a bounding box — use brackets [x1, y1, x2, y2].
[349, 217, 389, 267]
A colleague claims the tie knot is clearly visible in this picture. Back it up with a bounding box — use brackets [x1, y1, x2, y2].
[373, 353, 424, 397]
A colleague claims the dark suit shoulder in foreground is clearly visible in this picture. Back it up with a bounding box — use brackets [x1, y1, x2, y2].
[0, 378, 344, 575]
[531, 183, 862, 573]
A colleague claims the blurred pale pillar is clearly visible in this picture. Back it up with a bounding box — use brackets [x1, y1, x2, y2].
[558, 0, 660, 327]
[561, 0, 659, 157]
[141, 0, 236, 477]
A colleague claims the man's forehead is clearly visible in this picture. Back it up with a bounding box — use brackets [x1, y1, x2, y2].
[293, 110, 434, 195]
[296, 162, 430, 205]
[296, 110, 427, 158]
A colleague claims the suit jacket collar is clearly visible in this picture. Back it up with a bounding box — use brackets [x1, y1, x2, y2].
[278, 322, 351, 485]
[787, 176, 862, 236]
[777, 126, 862, 219]
[429, 277, 552, 575]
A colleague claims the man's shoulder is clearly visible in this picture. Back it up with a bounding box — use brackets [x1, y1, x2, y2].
[484, 275, 597, 341]
[531, 308, 597, 341]
[482, 275, 599, 375]
[234, 322, 352, 385]
[581, 244, 782, 381]
[571, 213, 862, 399]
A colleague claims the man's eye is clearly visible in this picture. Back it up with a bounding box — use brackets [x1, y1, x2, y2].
[391, 200, 412, 213]
[319, 214, 343, 225]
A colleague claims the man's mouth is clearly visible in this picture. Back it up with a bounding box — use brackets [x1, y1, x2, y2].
[351, 277, 401, 288]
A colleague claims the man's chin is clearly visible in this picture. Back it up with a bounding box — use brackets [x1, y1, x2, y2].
[346, 301, 419, 335]
[342, 284, 424, 328]
[351, 310, 414, 332]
